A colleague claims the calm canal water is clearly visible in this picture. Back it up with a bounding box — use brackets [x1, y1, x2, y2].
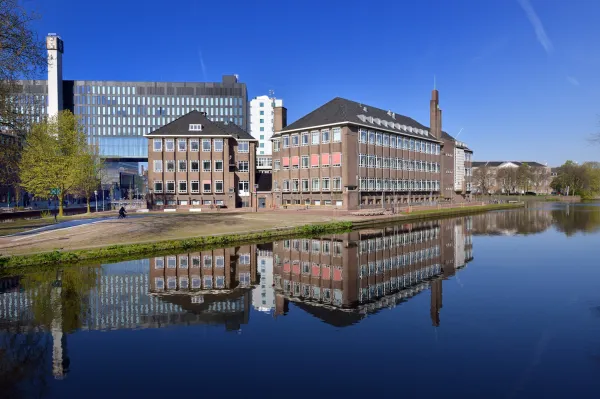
[1, 202, 600, 398]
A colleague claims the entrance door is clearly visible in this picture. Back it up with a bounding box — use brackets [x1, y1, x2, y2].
[258, 198, 266, 208]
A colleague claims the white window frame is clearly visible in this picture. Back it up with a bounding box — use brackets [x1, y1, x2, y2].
[311, 178, 319, 191]
[165, 180, 175, 193]
[215, 180, 224, 193]
[238, 141, 249, 153]
[322, 177, 330, 191]
[213, 139, 223, 152]
[153, 181, 163, 193]
[190, 139, 199, 152]
[165, 160, 175, 172]
[238, 160, 249, 172]
[203, 181, 211, 193]
[178, 159, 187, 172]
[321, 129, 330, 144]
[333, 177, 342, 191]
[178, 139, 187, 152]
[202, 160, 211, 172]
[153, 160, 162, 173]
[311, 131, 320, 145]
[190, 160, 199, 172]
[165, 139, 174, 152]
[153, 139, 162, 152]
[178, 180, 187, 193]
[332, 127, 342, 142]
[190, 180, 200, 193]
[202, 139, 211, 152]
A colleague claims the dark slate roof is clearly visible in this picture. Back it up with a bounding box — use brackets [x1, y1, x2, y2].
[145, 110, 255, 140]
[277, 97, 435, 141]
[472, 161, 547, 168]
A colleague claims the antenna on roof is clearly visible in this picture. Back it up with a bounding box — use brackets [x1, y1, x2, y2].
[269, 89, 274, 99]
[456, 127, 463, 137]
[434, 75, 436, 90]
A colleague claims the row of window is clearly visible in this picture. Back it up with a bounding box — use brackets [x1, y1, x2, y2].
[358, 264, 442, 303]
[273, 128, 343, 151]
[153, 159, 249, 173]
[359, 129, 441, 154]
[280, 239, 344, 255]
[281, 281, 342, 305]
[154, 253, 251, 269]
[154, 180, 250, 194]
[153, 138, 249, 153]
[358, 228, 441, 253]
[278, 177, 343, 192]
[257, 157, 272, 167]
[359, 246, 441, 277]
[273, 153, 343, 170]
[155, 273, 251, 291]
[358, 155, 440, 172]
[358, 178, 440, 191]
[73, 102, 244, 118]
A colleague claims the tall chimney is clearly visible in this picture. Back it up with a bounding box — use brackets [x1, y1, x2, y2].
[273, 106, 287, 133]
[430, 89, 441, 139]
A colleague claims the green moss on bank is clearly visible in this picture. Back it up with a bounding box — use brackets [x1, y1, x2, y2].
[0, 203, 523, 270]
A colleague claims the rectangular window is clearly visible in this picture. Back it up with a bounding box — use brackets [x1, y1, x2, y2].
[282, 179, 290, 192]
[165, 139, 174, 152]
[153, 139, 162, 152]
[214, 139, 223, 152]
[359, 129, 367, 143]
[302, 179, 309, 192]
[178, 160, 187, 172]
[322, 178, 330, 191]
[312, 178, 319, 191]
[291, 134, 299, 147]
[178, 180, 187, 193]
[333, 177, 342, 191]
[292, 179, 299, 192]
[153, 160, 162, 172]
[203, 180, 211, 193]
[190, 160, 199, 172]
[202, 160, 211, 172]
[311, 131, 319, 145]
[190, 139, 199, 151]
[202, 139, 211, 152]
[166, 180, 175, 193]
[238, 180, 249, 193]
[238, 161, 249, 172]
[301, 156, 309, 169]
[178, 139, 187, 152]
[191, 180, 199, 193]
[215, 180, 224, 193]
[332, 127, 341, 142]
[332, 152, 342, 167]
[291, 156, 299, 169]
[238, 141, 249, 153]
[282, 157, 290, 169]
[274, 159, 281, 170]
[376, 133, 382, 146]
[214, 159, 223, 171]
[154, 181, 163, 193]
[368, 130, 375, 144]
[273, 140, 280, 152]
[301, 133, 309, 146]
[282, 136, 289, 148]
[383, 134, 389, 147]
[321, 129, 330, 143]
[166, 160, 175, 172]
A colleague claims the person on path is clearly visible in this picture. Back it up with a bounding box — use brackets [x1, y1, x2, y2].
[52, 207, 57, 222]
[119, 206, 127, 219]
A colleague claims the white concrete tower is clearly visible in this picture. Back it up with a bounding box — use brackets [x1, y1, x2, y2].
[46, 34, 64, 118]
[249, 94, 283, 155]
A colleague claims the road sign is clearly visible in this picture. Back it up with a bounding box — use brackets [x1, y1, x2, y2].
[50, 188, 60, 195]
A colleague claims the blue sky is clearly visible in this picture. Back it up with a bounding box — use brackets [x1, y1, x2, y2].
[27, 0, 600, 166]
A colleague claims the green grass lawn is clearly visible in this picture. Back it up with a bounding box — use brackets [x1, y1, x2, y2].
[0, 211, 115, 237]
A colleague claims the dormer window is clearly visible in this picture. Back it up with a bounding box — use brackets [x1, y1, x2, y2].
[189, 124, 203, 131]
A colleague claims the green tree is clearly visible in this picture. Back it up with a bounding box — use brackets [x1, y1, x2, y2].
[0, 138, 21, 205]
[74, 143, 104, 213]
[19, 110, 88, 216]
[551, 160, 600, 199]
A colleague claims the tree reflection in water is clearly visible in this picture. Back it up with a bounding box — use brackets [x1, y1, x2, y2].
[551, 204, 600, 236]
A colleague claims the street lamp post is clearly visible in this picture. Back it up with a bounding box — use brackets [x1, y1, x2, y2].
[102, 187, 105, 212]
[94, 190, 98, 213]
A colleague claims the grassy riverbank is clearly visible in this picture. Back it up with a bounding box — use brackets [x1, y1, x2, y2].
[0, 203, 523, 269]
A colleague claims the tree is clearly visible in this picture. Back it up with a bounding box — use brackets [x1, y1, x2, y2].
[0, 0, 47, 133]
[74, 143, 104, 213]
[0, 138, 21, 205]
[530, 167, 551, 194]
[497, 167, 518, 194]
[551, 160, 600, 199]
[19, 111, 88, 217]
[516, 163, 532, 193]
[473, 165, 494, 195]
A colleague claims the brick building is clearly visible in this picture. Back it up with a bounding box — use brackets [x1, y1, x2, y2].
[472, 161, 551, 194]
[145, 111, 257, 209]
[271, 217, 474, 326]
[270, 90, 472, 210]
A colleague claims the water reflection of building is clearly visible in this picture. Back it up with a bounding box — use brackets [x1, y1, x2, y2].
[148, 245, 258, 331]
[271, 218, 474, 327]
[252, 243, 275, 313]
[471, 209, 553, 236]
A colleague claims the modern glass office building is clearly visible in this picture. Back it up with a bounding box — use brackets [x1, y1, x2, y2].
[12, 35, 248, 163]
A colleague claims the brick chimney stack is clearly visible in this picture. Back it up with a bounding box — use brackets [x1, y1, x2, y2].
[430, 89, 442, 139]
[274, 106, 287, 133]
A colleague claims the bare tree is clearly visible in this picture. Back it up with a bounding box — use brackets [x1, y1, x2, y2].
[517, 163, 533, 193]
[0, 0, 47, 133]
[497, 167, 518, 194]
[473, 165, 495, 195]
[530, 167, 551, 194]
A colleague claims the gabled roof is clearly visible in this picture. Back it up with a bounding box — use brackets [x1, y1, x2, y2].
[277, 97, 436, 141]
[145, 110, 255, 140]
[472, 161, 547, 168]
